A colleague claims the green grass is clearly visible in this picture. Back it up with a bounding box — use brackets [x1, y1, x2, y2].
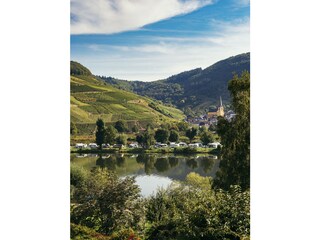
[71, 75, 185, 135]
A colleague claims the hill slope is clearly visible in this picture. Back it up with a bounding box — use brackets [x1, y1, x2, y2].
[100, 53, 250, 115]
[71, 62, 185, 135]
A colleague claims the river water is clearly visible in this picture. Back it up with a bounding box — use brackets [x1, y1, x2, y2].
[71, 153, 220, 196]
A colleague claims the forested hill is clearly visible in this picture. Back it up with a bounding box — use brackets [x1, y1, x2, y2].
[70, 62, 185, 135]
[99, 52, 250, 115]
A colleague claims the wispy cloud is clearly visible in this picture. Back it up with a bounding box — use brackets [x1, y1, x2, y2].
[71, 0, 214, 34]
[72, 19, 249, 80]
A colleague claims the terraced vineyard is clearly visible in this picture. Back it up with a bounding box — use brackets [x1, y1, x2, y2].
[70, 63, 185, 135]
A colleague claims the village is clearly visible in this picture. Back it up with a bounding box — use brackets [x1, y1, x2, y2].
[185, 97, 236, 128]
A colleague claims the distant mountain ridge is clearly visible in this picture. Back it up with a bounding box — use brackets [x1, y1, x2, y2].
[99, 52, 250, 115]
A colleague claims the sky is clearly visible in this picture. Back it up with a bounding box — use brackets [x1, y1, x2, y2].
[71, 0, 250, 81]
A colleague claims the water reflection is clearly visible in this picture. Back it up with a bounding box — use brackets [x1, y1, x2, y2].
[72, 153, 220, 180]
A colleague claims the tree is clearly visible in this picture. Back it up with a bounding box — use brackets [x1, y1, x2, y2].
[71, 121, 78, 135]
[169, 130, 179, 142]
[114, 120, 127, 133]
[213, 71, 250, 190]
[136, 126, 155, 149]
[116, 134, 128, 145]
[155, 129, 169, 143]
[95, 119, 105, 149]
[105, 125, 118, 145]
[186, 127, 198, 142]
[71, 169, 144, 235]
[200, 130, 215, 145]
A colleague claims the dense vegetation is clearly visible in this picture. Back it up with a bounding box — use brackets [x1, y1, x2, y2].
[71, 166, 250, 240]
[214, 71, 250, 190]
[70, 62, 185, 138]
[71, 70, 251, 239]
[99, 53, 250, 115]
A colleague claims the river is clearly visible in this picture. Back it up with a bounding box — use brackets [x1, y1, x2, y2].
[71, 153, 220, 196]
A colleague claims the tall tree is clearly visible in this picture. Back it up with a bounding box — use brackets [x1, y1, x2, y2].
[105, 125, 118, 145]
[155, 129, 169, 143]
[200, 130, 215, 145]
[169, 130, 179, 142]
[95, 119, 105, 149]
[186, 127, 198, 143]
[213, 71, 250, 190]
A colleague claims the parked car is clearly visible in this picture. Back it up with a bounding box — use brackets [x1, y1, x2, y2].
[178, 142, 188, 147]
[188, 143, 203, 148]
[88, 143, 98, 149]
[207, 142, 221, 149]
[128, 143, 139, 148]
[113, 144, 125, 149]
[75, 143, 87, 149]
[169, 142, 180, 148]
[102, 143, 110, 148]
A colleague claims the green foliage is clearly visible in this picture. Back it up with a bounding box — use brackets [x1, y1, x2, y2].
[71, 61, 92, 76]
[176, 121, 189, 131]
[200, 130, 215, 145]
[136, 129, 155, 149]
[71, 223, 110, 240]
[208, 124, 216, 131]
[132, 125, 139, 133]
[214, 71, 250, 190]
[105, 125, 118, 145]
[71, 168, 145, 235]
[71, 121, 78, 135]
[114, 120, 128, 133]
[155, 129, 169, 143]
[95, 118, 105, 149]
[169, 130, 179, 142]
[186, 127, 198, 142]
[116, 134, 128, 145]
[145, 185, 250, 240]
[185, 172, 212, 190]
[70, 164, 88, 188]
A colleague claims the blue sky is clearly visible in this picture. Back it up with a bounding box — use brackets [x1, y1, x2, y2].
[71, 0, 249, 81]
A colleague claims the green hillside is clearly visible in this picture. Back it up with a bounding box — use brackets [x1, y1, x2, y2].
[100, 53, 250, 115]
[70, 62, 185, 135]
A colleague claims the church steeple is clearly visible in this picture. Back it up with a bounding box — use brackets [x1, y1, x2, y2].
[220, 96, 223, 107]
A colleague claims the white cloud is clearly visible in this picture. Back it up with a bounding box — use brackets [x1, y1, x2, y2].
[71, 0, 213, 34]
[72, 19, 249, 81]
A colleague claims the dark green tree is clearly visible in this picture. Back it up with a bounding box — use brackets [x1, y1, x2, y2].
[155, 129, 169, 143]
[71, 121, 78, 135]
[71, 169, 144, 235]
[200, 130, 215, 145]
[114, 120, 127, 133]
[169, 130, 179, 142]
[186, 127, 198, 143]
[137, 126, 155, 149]
[213, 71, 250, 190]
[177, 121, 189, 132]
[105, 125, 118, 145]
[95, 118, 105, 149]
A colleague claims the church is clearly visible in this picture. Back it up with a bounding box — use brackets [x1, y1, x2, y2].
[207, 97, 225, 118]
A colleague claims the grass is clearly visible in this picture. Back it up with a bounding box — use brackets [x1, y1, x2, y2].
[71, 75, 185, 135]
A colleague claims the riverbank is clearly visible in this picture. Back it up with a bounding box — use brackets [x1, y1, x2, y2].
[71, 147, 221, 155]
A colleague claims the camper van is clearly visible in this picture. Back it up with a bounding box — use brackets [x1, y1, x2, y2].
[75, 143, 87, 149]
[207, 142, 221, 149]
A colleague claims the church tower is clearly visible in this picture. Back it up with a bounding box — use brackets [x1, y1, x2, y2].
[216, 96, 224, 117]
